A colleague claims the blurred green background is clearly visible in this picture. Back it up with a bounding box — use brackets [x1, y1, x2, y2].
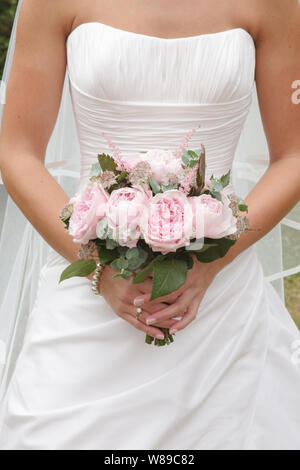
[0, 0, 17, 78]
[1, 1, 299, 326]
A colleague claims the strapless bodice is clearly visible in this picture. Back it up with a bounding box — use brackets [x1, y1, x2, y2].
[66, 23, 256, 187]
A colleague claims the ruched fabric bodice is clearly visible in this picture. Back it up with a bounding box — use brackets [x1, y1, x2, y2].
[66, 23, 256, 187]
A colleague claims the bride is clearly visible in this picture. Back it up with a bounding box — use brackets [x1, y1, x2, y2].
[0, 0, 300, 450]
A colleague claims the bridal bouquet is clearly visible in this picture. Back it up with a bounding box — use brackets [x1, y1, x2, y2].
[59, 126, 249, 346]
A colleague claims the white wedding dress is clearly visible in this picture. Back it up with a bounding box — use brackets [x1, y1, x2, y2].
[0, 23, 300, 451]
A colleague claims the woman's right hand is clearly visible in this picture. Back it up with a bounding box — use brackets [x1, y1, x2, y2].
[99, 265, 176, 340]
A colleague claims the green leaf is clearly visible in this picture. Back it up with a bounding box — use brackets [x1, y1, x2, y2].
[125, 248, 140, 260]
[149, 178, 162, 195]
[220, 170, 231, 188]
[238, 204, 249, 213]
[97, 247, 119, 264]
[118, 246, 128, 257]
[113, 269, 132, 281]
[129, 249, 148, 271]
[195, 238, 236, 263]
[211, 190, 222, 202]
[98, 153, 117, 172]
[117, 171, 128, 184]
[161, 184, 178, 192]
[90, 162, 101, 178]
[110, 257, 129, 271]
[211, 179, 224, 192]
[106, 238, 118, 250]
[175, 252, 194, 270]
[59, 259, 97, 283]
[133, 255, 164, 284]
[151, 258, 188, 301]
[194, 148, 204, 157]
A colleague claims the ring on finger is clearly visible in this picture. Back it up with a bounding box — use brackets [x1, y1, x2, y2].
[136, 307, 143, 320]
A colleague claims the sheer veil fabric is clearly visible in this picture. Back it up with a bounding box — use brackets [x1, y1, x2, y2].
[0, 0, 299, 405]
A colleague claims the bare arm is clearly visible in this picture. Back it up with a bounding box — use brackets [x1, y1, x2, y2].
[0, 0, 79, 264]
[141, 0, 300, 332]
[219, 0, 300, 266]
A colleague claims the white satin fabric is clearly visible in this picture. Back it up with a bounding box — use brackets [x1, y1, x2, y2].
[0, 23, 300, 450]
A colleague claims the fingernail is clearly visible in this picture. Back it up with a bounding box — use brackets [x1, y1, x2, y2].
[134, 298, 144, 307]
[146, 318, 156, 325]
[170, 329, 178, 335]
[156, 334, 165, 340]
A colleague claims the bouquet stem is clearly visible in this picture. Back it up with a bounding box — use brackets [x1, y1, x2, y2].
[145, 328, 174, 347]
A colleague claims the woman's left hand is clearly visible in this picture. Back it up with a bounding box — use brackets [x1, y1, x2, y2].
[133, 258, 224, 335]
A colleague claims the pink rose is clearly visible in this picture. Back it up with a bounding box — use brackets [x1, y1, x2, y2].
[106, 186, 150, 247]
[189, 194, 237, 239]
[141, 149, 183, 186]
[141, 190, 193, 253]
[69, 182, 108, 244]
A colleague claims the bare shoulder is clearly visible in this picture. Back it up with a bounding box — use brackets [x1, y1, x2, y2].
[237, 0, 300, 43]
[17, 0, 78, 39]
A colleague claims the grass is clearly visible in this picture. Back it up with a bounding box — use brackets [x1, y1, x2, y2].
[285, 273, 300, 330]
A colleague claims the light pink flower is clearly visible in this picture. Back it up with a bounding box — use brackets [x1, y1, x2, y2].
[69, 182, 108, 244]
[141, 149, 183, 186]
[141, 190, 193, 253]
[189, 194, 237, 239]
[106, 186, 150, 247]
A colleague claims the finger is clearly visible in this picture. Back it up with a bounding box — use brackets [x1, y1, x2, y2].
[145, 290, 196, 325]
[133, 289, 182, 308]
[138, 312, 176, 329]
[143, 302, 170, 314]
[169, 297, 200, 334]
[122, 312, 165, 340]
[125, 303, 174, 329]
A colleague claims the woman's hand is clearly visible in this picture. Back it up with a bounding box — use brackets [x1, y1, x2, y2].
[98, 265, 177, 340]
[133, 258, 224, 336]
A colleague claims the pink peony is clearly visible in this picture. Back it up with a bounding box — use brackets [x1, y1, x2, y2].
[141, 149, 183, 186]
[69, 182, 108, 244]
[106, 186, 150, 247]
[141, 190, 193, 253]
[189, 194, 237, 239]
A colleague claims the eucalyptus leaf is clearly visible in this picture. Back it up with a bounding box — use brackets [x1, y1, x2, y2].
[149, 178, 162, 195]
[90, 162, 101, 178]
[211, 179, 224, 192]
[211, 190, 222, 202]
[187, 150, 200, 160]
[113, 269, 132, 281]
[106, 238, 118, 250]
[110, 257, 129, 271]
[161, 184, 178, 192]
[59, 259, 96, 283]
[126, 248, 140, 260]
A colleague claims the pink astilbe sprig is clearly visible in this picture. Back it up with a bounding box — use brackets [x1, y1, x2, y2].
[174, 124, 201, 160]
[180, 166, 198, 194]
[101, 132, 128, 172]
